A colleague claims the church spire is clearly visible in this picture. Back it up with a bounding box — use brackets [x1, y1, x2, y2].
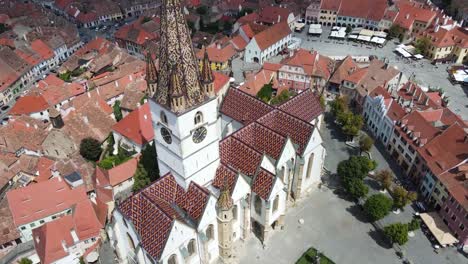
[145, 50, 158, 97]
[200, 45, 215, 98]
[154, 0, 205, 113]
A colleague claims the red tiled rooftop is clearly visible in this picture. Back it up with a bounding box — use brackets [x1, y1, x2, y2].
[278, 89, 323, 123]
[6, 177, 88, 226]
[220, 137, 263, 177]
[213, 71, 230, 94]
[253, 22, 291, 51]
[30, 39, 54, 60]
[252, 169, 275, 200]
[9, 95, 48, 115]
[220, 88, 274, 125]
[257, 109, 314, 155]
[95, 157, 139, 187]
[233, 122, 287, 160]
[112, 103, 154, 146]
[119, 173, 210, 260]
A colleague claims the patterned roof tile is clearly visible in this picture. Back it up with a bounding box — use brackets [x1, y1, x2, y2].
[252, 169, 275, 200]
[278, 89, 323, 123]
[257, 109, 314, 155]
[233, 122, 286, 160]
[219, 137, 263, 177]
[220, 88, 273, 125]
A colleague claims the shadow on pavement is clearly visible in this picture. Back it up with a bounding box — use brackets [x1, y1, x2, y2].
[368, 228, 392, 249]
[363, 178, 381, 192]
[346, 204, 369, 223]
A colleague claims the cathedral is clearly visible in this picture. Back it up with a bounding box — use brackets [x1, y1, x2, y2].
[107, 1, 326, 263]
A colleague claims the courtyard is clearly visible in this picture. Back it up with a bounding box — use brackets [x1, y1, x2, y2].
[237, 116, 466, 264]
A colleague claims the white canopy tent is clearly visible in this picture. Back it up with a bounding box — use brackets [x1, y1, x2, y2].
[330, 30, 346, 39]
[359, 29, 374, 37]
[348, 34, 358, 39]
[420, 212, 458, 246]
[414, 54, 424, 59]
[371, 37, 386, 44]
[395, 47, 412, 58]
[372, 31, 388, 38]
[357, 35, 371, 42]
[308, 24, 323, 35]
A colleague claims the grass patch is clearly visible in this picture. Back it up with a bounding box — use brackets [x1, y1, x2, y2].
[296, 247, 335, 264]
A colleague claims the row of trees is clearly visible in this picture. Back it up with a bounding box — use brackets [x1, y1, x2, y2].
[329, 97, 363, 140]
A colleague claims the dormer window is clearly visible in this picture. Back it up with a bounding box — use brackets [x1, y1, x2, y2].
[160, 111, 168, 125]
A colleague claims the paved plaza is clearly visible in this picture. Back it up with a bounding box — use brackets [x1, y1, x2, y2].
[237, 117, 466, 264]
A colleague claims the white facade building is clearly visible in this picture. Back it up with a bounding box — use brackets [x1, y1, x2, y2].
[244, 22, 292, 64]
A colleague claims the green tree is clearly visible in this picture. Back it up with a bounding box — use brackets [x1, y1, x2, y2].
[376, 169, 393, 190]
[359, 135, 374, 154]
[388, 25, 405, 41]
[140, 144, 159, 182]
[319, 95, 326, 109]
[342, 113, 363, 137]
[256, 81, 273, 103]
[329, 96, 348, 116]
[383, 223, 409, 245]
[0, 23, 8, 34]
[337, 156, 376, 181]
[59, 71, 71, 82]
[79, 256, 85, 264]
[392, 186, 417, 209]
[223, 20, 233, 31]
[19, 258, 33, 264]
[133, 164, 151, 191]
[408, 219, 420, 231]
[270, 90, 292, 105]
[414, 37, 432, 55]
[363, 194, 393, 221]
[345, 25, 352, 34]
[113, 100, 123, 121]
[80, 137, 102, 162]
[343, 177, 369, 200]
[187, 20, 196, 32]
[196, 6, 209, 15]
[142, 16, 151, 23]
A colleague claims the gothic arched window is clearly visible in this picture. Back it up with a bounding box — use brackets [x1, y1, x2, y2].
[187, 239, 196, 256]
[273, 195, 279, 213]
[168, 254, 177, 264]
[206, 224, 214, 240]
[194, 111, 203, 125]
[160, 111, 168, 124]
[254, 194, 262, 215]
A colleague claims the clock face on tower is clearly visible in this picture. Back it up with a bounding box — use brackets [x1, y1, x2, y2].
[192, 126, 207, 143]
[160, 127, 172, 144]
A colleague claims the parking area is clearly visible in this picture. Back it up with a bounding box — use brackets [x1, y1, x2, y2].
[237, 116, 466, 264]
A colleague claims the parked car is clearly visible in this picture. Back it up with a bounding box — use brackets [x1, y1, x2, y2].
[1, 105, 9, 111]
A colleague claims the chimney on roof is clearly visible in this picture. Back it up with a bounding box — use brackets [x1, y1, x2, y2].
[435, 17, 439, 25]
[129, 75, 133, 81]
[405, 14, 410, 20]
[61, 240, 68, 252]
[34, 124, 38, 129]
[70, 229, 79, 243]
[87, 92, 91, 98]
[278, 15, 281, 23]
[83, 116, 89, 124]
[26, 123, 30, 128]
[217, 42, 221, 49]
[144, 114, 148, 120]
[424, 96, 429, 106]
[115, 81, 119, 87]
[444, 16, 448, 25]
[434, 25, 440, 32]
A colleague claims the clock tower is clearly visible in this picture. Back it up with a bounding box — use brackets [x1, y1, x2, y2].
[148, 0, 219, 188]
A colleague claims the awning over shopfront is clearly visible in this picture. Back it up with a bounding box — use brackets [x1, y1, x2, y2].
[420, 212, 458, 246]
[357, 35, 371, 42]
